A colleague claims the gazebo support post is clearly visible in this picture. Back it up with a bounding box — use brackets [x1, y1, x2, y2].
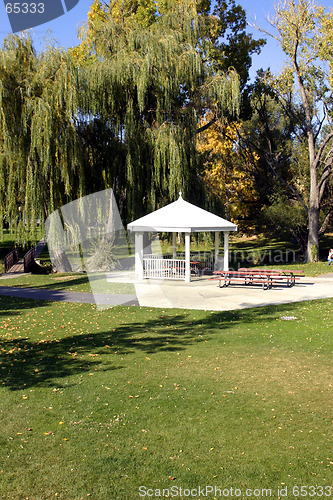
[135, 231, 144, 280]
[185, 232, 191, 282]
[172, 232, 177, 259]
[224, 231, 229, 271]
[214, 231, 220, 270]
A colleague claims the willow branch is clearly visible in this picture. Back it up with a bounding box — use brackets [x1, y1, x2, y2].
[197, 117, 217, 134]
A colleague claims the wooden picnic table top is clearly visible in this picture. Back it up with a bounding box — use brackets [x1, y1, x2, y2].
[213, 268, 304, 276]
[213, 270, 277, 276]
[238, 268, 304, 275]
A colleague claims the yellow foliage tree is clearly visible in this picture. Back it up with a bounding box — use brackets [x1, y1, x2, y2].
[197, 116, 260, 229]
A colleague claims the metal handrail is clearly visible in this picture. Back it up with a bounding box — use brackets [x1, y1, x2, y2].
[4, 248, 19, 273]
[23, 248, 35, 273]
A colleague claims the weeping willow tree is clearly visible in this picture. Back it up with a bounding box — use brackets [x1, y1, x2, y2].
[0, 0, 247, 250]
[72, 0, 241, 220]
[0, 34, 84, 245]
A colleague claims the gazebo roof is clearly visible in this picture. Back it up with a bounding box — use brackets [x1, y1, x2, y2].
[127, 193, 237, 233]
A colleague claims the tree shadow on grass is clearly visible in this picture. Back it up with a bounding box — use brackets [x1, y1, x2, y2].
[0, 296, 48, 317]
[35, 275, 89, 291]
[0, 320, 198, 391]
[0, 275, 89, 291]
[0, 294, 299, 391]
[231, 237, 291, 252]
[0, 293, 203, 390]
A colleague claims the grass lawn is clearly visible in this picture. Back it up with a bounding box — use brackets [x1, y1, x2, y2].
[0, 297, 332, 499]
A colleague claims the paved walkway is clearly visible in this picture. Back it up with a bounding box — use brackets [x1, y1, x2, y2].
[133, 275, 333, 311]
[34, 238, 47, 258]
[0, 274, 332, 311]
[0, 286, 139, 307]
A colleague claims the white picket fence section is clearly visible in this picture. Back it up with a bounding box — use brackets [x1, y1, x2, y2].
[143, 256, 186, 280]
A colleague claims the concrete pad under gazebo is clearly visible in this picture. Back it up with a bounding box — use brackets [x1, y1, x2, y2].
[127, 193, 237, 282]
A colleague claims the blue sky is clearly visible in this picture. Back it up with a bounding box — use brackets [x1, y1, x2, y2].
[0, 0, 331, 81]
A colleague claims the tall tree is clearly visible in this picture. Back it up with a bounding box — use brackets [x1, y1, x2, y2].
[0, 34, 83, 245]
[209, 0, 265, 89]
[240, 72, 310, 250]
[253, 0, 333, 261]
[72, 0, 242, 220]
[0, 0, 263, 248]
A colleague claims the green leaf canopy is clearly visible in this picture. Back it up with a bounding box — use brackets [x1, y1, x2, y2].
[0, 0, 243, 244]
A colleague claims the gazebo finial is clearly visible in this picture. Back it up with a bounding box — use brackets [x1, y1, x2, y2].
[179, 190, 183, 199]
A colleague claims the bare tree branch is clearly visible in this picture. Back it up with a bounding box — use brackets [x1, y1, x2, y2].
[314, 106, 327, 143]
[314, 132, 333, 170]
[319, 212, 331, 236]
[239, 129, 309, 214]
[318, 161, 333, 202]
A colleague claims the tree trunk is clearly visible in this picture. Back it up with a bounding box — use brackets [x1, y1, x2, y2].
[293, 51, 321, 262]
[306, 145, 320, 262]
[306, 207, 320, 261]
[105, 193, 117, 247]
[52, 249, 73, 272]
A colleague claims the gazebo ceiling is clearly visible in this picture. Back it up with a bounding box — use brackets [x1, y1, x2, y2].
[127, 194, 237, 233]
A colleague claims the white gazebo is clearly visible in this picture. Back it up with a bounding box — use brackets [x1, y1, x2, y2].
[127, 193, 237, 282]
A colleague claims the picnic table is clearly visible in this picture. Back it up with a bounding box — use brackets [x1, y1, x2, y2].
[239, 268, 304, 285]
[211, 268, 304, 290]
[190, 261, 203, 276]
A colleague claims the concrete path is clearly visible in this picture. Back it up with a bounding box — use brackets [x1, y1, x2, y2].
[0, 286, 139, 307]
[0, 275, 332, 311]
[134, 275, 333, 311]
[0, 272, 26, 279]
[34, 238, 47, 258]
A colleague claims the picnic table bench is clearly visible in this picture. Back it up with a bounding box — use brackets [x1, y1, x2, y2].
[239, 268, 304, 285]
[211, 268, 304, 290]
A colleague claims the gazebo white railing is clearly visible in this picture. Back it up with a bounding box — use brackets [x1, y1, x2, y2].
[143, 255, 185, 279]
[142, 252, 215, 279]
